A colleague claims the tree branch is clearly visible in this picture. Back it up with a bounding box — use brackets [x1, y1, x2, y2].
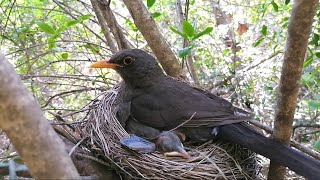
[123, 0, 183, 78]
[268, 1, 319, 178]
[0, 53, 80, 179]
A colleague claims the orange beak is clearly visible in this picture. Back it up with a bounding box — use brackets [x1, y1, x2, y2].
[90, 60, 120, 69]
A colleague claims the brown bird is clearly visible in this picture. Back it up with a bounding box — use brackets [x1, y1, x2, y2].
[91, 49, 320, 179]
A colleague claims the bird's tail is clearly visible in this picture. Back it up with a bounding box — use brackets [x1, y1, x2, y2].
[218, 123, 320, 180]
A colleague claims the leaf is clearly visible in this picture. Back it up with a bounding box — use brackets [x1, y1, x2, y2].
[253, 37, 265, 47]
[82, 44, 100, 55]
[147, 0, 156, 8]
[169, 26, 188, 40]
[271, 1, 279, 12]
[314, 140, 320, 151]
[61, 53, 68, 60]
[261, 25, 268, 36]
[151, 12, 161, 18]
[78, 14, 92, 21]
[315, 52, 320, 58]
[303, 55, 314, 68]
[311, 33, 319, 46]
[36, 21, 56, 34]
[178, 46, 192, 58]
[66, 20, 79, 27]
[47, 34, 60, 49]
[307, 100, 320, 109]
[182, 20, 195, 37]
[236, 23, 248, 36]
[285, 0, 290, 5]
[192, 27, 213, 40]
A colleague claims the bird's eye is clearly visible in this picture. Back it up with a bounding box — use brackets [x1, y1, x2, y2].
[123, 56, 134, 65]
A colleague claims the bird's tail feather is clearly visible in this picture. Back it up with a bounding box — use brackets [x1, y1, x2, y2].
[218, 123, 320, 180]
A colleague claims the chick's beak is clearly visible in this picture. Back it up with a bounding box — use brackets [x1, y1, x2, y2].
[90, 60, 120, 69]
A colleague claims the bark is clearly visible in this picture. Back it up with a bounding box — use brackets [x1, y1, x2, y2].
[267, 0, 319, 179]
[123, 0, 183, 78]
[0, 53, 80, 179]
[90, 0, 132, 50]
[90, 0, 118, 52]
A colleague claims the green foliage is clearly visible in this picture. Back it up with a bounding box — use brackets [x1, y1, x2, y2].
[182, 20, 195, 37]
[147, 0, 156, 8]
[170, 20, 212, 57]
[36, 21, 56, 34]
[314, 140, 320, 151]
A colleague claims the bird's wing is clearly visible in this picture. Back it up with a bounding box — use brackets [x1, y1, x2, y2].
[130, 77, 252, 130]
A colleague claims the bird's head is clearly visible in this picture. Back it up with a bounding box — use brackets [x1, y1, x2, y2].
[155, 131, 190, 159]
[90, 49, 164, 86]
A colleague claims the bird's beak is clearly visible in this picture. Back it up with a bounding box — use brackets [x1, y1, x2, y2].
[164, 146, 190, 159]
[90, 60, 120, 69]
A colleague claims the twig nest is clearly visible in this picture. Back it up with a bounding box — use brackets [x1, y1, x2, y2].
[83, 83, 258, 179]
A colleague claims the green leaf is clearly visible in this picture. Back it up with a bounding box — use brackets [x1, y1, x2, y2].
[178, 46, 192, 58]
[271, 1, 279, 12]
[315, 52, 320, 58]
[303, 55, 314, 68]
[147, 0, 156, 7]
[66, 20, 79, 27]
[192, 27, 213, 40]
[182, 20, 195, 37]
[169, 26, 188, 40]
[314, 140, 320, 151]
[253, 37, 265, 47]
[151, 12, 161, 18]
[307, 100, 320, 109]
[36, 21, 56, 34]
[311, 33, 319, 46]
[78, 14, 92, 21]
[82, 44, 100, 55]
[61, 53, 68, 60]
[47, 34, 60, 49]
[285, 0, 290, 5]
[261, 25, 268, 36]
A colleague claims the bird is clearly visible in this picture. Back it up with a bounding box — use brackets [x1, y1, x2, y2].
[90, 49, 320, 179]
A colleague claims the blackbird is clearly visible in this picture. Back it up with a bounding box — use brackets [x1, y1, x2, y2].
[91, 49, 320, 179]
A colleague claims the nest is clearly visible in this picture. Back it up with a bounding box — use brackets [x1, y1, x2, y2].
[81, 84, 259, 179]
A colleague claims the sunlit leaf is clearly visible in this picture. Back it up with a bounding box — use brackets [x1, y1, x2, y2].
[192, 27, 213, 40]
[36, 21, 56, 34]
[169, 26, 188, 40]
[147, 0, 156, 7]
[78, 14, 92, 21]
[151, 12, 161, 18]
[61, 53, 68, 60]
[271, 1, 279, 12]
[182, 20, 195, 37]
[307, 100, 320, 109]
[303, 55, 314, 68]
[178, 46, 192, 58]
[253, 37, 265, 47]
[261, 25, 268, 36]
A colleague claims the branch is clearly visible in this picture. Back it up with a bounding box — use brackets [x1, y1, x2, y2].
[0, 53, 80, 178]
[268, 1, 319, 179]
[122, 0, 183, 78]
